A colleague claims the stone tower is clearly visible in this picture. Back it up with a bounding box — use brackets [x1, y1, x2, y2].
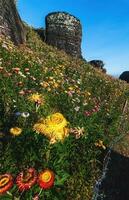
[0, 0, 26, 45]
[45, 12, 82, 58]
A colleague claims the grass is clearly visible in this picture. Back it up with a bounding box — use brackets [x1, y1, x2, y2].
[0, 27, 129, 200]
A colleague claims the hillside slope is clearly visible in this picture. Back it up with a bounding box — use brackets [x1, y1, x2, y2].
[1, 29, 129, 200]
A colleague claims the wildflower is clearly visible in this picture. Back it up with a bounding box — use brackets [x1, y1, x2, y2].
[6, 72, 12, 77]
[18, 71, 26, 78]
[0, 174, 13, 194]
[0, 67, 4, 72]
[67, 91, 74, 97]
[28, 93, 44, 105]
[33, 113, 69, 142]
[84, 111, 92, 117]
[16, 82, 24, 87]
[49, 137, 57, 144]
[87, 92, 91, 96]
[74, 106, 80, 112]
[40, 82, 49, 88]
[24, 68, 29, 72]
[12, 67, 20, 73]
[53, 83, 59, 88]
[21, 112, 30, 118]
[38, 169, 55, 189]
[19, 90, 25, 95]
[10, 127, 22, 136]
[47, 88, 51, 92]
[95, 140, 106, 150]
[2, 43, 8, 50]
[16, 168, 37, 191]
[30, 76, 36, 81]
[70, 127, 84, 139]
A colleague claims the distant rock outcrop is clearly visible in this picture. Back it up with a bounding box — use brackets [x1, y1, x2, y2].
[89, 60, 106, 73]
[45, 12, 82, 58]
[119, 71, 129, 83]
[0, 0, 26, 45]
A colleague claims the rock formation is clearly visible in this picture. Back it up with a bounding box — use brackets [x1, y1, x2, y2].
[119, 71, 129, 83]
[34, 28, 45, 41]
[89, 60, 106, 73]
[0, 0, 26, 45]
[45, 12, 82, 58]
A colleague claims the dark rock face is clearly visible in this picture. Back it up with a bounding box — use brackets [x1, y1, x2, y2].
[45, 12, 82, 58]
[0, 0, 26, 45]
[119, 71, 129, 83]
[89, 60, 106, 73]
[34, 28, 46, 41]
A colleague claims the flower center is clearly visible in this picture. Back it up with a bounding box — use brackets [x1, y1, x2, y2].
[41, 171, 51, 182]
[0, 177, 9, 187]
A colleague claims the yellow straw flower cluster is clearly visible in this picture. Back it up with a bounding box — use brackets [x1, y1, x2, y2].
[33, 113, 69, 143]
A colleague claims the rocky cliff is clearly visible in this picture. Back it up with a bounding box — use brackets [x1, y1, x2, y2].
[0, 0, 26, 45]
[45, 12, 82, 58]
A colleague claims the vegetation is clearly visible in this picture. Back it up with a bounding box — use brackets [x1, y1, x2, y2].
[0, 28, 129, 200]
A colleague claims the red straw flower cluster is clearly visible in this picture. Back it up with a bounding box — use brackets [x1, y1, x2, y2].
[0, 168, 55, 195]
[16, 168, 37, 191]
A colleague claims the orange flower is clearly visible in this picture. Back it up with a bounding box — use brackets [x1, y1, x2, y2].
[0, 174, 13, 194]
[38, 169, 55, 189]
[16, 168, 37, 191]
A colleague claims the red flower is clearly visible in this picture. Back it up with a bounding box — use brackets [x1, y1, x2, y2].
[0, 174, 13, 194]
[38, 169, 55, 189]
[16, 168, 37, 191]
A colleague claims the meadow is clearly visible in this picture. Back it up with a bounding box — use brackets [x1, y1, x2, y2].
[1, 28, 129, 200]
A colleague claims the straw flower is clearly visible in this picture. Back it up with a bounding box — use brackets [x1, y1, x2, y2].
[33, 113, 69, 142]
[95, 140, 106, 150]
[16, 168, 37, 191]
[10, 127, 22, 136]
[0, 174, 13, 194]
[28, 93, 44, 105]
[38, 169, 54, 189]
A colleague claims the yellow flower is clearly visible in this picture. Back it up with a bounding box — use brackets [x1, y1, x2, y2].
[95, 140, 106, 150]
[28, 93, 44, 105]
[33, 113, 69, 142]
[53, 83, 59, 88]
[40, 82, 49, 88]
[68, 87, 74, 91]
[10, 127, 22, 136]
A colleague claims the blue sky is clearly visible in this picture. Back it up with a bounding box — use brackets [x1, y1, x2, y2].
[17, 0, 129, 76]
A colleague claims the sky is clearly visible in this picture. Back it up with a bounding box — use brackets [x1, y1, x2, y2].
[17, 0, 129, 76]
